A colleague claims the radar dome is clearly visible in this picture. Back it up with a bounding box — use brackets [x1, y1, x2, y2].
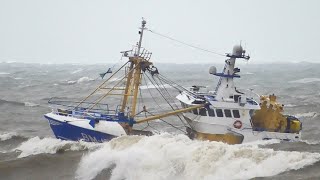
[209, 66, 217, 75]
[232, 45, 243, 56]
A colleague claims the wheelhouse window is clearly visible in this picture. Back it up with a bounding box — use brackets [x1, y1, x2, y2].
[224, 109, 232, 117]
[199, 108, 207, 116]
[181, 102, 186, 108]
[232, 110, 240, 118]
[207, 108, 215, 117]
[216, 109, 223, 117]
[193, 109, 199, 115]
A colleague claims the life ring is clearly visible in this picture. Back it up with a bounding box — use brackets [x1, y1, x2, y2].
[233, 120, 242, 129]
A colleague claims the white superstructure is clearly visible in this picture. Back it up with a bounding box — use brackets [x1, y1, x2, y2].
[176, 45, 301, 144]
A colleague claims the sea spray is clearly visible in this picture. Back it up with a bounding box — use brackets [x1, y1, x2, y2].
[295, 112, 317, 118]
[75, 133, 320, 180]
[0, 132, 19, 141]
[14, 137, 102, 158]
[289, 78, 320, 84]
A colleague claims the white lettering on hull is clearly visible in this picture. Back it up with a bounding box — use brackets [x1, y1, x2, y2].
[49, 119, 62, 126]
[81, 133, 99, 142]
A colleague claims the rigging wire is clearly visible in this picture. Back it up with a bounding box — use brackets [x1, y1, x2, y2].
[154, 75, 180, 109]
[153, 75, 187, 124]
[87, 63, 140, 111]
[145, 73, 176, 111]
[155, 75, 194, 129]
[96, 54, 125, 80]
[147, 29, 225, 57]
[146, 122, 161, 133]
[144, 72, 190, 129]
[157, 74, 199, 98]
[151, 73, 199, 130]
[142, 74, 165, 112]
[76, 61, 129, 108]
[145, 111, 187, 133]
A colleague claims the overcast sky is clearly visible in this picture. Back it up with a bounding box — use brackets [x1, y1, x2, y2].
[0, 0, 319, 64]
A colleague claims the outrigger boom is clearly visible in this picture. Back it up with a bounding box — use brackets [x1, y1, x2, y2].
[135, 104, 206, 124]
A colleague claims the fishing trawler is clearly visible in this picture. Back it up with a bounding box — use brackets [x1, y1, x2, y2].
[176, 45, 302, 144]
[44, 19, 204, 142]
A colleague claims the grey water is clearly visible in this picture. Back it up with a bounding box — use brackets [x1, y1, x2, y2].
[1, 61, 320, 180]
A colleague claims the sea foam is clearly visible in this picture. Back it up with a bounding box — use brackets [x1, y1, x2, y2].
[75, 133, 320, 180]
[140, 83, 172, 90]
[0, 132, 18, 141]
[289, 78, 320, 84]
[24, 102, 40, 107]
[14, 137, 102, 158]
[295, 112, 317, 118]
[0, 72, 10, 75]
[77, 77, 94, 83]
[71, 68, 83, 74]
[67, 77, 94, 84]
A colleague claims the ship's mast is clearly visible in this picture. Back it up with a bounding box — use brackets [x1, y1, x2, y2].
[136, 19, 146, 56]
[76, 19, 206, 127]
[214, 45, 250, 101]
[120, 19, 149, 118]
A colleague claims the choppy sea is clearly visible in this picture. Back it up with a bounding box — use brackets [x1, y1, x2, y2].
[1, 61, 320, 180]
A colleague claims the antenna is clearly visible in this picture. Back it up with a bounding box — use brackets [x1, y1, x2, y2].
[136, 18, 147, 56]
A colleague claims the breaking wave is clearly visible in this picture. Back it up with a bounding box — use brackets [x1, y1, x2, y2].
[0, 72, 10, 75]
[0, 99, 24, 106]
[13, 77, 23, 80]
[67, 80, 77, 84]
[77, 76, 94, 83]
[24, 102, 40, 107]
[243, 72, 254, 75]
[71, 68, 83, 74]
[295, 112, 317, 118]
[75, 134, 320, 180]
[289, 78, 320, 84]
[140, 83, 172, 90]
[67, 77, 95, 84]
[0, 132, 20, 141]
[14, 137, 102, 158]
[0, 99, 40, 107]
[300, 140, 320, 145]
[285, 104, 297, 107]
[109, 77, 120, 82]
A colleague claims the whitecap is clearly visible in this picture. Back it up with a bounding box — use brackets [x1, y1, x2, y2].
[14, 77, 23, 80]
[66, 77, 95, 84]
[1, 61, 17, 64]
[24, 102, 40, 107]
[109, 77, 120, 82]
[77, 77, 94, 83]
[67, 80, 76, 84]
[0, 72, 10, 75]
[239, 139, 281, 147]
[0, 132, 18, 141]
[289, 78, 320, 84]
[300, 139, 320, 145]
[75, 133, 320, 180]
[285, 104, 296, 107]
[14, 137, 102, 158]
[71, 68, 83, 74]
[140, 83, 172, 90]
[295, 112, 317, 118]
[243, 72, 254, 75]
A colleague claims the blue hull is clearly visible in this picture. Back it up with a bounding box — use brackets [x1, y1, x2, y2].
[44, 115, 117, 143]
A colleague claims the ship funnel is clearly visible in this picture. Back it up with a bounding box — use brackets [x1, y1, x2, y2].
[209, 66, 217, 75]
